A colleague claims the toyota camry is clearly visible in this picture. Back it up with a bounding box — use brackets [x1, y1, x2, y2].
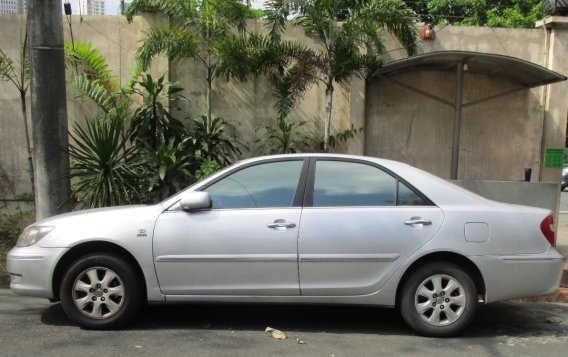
[7, 154, 564, 336]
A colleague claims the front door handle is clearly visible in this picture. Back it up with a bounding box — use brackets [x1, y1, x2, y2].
[267, 220, 296, 229]
[404, 217, 432, 226]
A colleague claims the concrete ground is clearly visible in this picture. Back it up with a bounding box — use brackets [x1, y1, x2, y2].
[0, 290, 567, 357]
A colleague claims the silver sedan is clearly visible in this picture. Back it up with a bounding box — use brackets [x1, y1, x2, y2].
[7, 154, 564, 336]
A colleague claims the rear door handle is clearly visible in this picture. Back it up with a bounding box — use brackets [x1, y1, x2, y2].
[267, 220, 296, 229]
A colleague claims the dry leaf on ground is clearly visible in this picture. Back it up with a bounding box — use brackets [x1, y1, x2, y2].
[265, 326, 287, 340]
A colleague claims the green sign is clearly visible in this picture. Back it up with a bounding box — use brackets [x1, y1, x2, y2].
[544, 148, 564, 168]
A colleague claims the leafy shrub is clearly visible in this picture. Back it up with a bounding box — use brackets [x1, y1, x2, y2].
[258, 119, 312, 154]
[69, 116, 146, 208]
[0, 209, 34, 271]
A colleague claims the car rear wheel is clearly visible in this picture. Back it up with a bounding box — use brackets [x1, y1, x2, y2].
[60, 253, 143, 329]
[399, 262, 477, 337]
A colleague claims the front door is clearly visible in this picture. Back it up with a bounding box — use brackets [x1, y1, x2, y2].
[153, 159, 307, 296]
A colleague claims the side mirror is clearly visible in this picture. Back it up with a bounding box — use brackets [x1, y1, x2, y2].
[180, 191, 212, 211]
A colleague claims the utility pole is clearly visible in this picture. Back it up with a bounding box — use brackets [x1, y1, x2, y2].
[28, 0, 71, 219]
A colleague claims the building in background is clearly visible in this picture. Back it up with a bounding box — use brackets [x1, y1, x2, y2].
[79, 0, 105, 15]
[0, 0, 25, 14]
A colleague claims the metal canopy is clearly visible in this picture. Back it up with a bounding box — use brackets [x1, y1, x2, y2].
[370, 51, 567, 179]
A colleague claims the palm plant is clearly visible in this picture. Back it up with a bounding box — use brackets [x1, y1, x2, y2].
[125, 0, 252, 134]
[64, 40, 142, 117]
[69, 117, 146, 208]
[190, 115, 241, 167]
[140, 134, 193, 201]
[130, 74, 187, 150]
[258, 118, 312, 154]
[0, 28, 34, 196]
[262, 0, 418, 151]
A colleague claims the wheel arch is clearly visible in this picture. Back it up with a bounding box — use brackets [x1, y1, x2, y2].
[51, 241, 147, 302]
[395, 251, 486, 307]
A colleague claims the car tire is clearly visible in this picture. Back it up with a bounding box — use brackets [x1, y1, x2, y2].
[399, 262, 477, 337]
[60, 253, 143, 329]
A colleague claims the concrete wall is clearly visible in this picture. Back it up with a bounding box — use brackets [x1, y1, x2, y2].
[1, 15, 567, 202]
[453, 180, 558, 212]
[0, 14, 167, 198]
[169, 20, 365, 158]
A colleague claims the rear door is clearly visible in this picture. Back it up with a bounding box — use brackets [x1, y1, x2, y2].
[298, 159, 444, 296]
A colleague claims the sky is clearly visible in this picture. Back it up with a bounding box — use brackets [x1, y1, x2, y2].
[65, 0, 266, 15]
[66, 0, 123, 16]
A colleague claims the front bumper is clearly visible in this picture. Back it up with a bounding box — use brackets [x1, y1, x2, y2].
[6, 246, 67, 299]
[471, 246, 565, 303]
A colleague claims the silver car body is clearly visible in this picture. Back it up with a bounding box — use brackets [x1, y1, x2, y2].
[7, 154, 564, 307]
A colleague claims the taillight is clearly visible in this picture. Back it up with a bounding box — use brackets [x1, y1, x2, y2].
[540, 214, 555, 246]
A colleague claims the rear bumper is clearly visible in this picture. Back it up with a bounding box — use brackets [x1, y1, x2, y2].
[471, 247, 564, 303]
[6, 246, 67, 299]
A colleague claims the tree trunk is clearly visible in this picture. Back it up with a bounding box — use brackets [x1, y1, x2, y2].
[19, 89, 34, 198]
[28, 0, 71, 219]
[324, 82, 334, 153]
[207, 74, 212, 134]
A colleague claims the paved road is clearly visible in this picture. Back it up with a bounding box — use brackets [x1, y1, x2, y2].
[1, 290, 567, 356]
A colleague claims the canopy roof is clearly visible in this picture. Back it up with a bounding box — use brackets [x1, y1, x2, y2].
[369, 51, 566, 180]
[371, 51, 566, 87]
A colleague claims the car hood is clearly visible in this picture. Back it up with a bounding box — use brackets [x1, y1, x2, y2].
[34, 204, 165, 248]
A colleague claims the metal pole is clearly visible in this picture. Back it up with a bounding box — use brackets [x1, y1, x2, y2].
[451, 62, 464, 180]
[28, 0, 72, 219]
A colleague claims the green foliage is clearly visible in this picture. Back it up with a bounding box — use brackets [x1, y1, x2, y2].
[0, 209, 33, 250]
[126, 0, 255, 133]
[65, 40, 140, 116]
[246, 7, 266, 19]
[14, 192, 33, 201]
[130, 74, 187, 150]
[195, 157, 221, 180]
[141, 135, 193, 201]
[265, 0, 417, 151]
[65, 40, 242, 207]
[190, 115, 241, 167]
[405, 0, 542, 28]
[258, 119, 312, 154]
[1, 29, 34, 197]
[325, 125, 363, 150]
[0, 44, 28, 90]
[69, 117, 146, 208]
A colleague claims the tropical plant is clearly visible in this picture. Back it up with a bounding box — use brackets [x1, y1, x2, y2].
[219, 0, 417, 151]
[190, 115, 241, 167]
[258, 119, 312, 154]
[0, 27, 34, 196]
[69, 117, 146, 208]
[64, 40, 142, 116]
[0, 209, 33, 249]
[405, 0, 542, 28]
[268, 0, 417, 151]
[141, 135, 193, 201]
[130, 74, 187, 150]
[326, 124, 363, 150]
[125, 0, 253, 133]
[194, 157, 221, 180]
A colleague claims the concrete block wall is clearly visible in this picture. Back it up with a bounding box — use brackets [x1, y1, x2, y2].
[1, 15, 567, 200]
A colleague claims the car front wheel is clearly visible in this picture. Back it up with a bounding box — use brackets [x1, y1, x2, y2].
[399, 262, 477, 337]
[60, 253, 143, 329]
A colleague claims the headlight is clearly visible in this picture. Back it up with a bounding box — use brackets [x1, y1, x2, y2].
[16, 226, 54, 247]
